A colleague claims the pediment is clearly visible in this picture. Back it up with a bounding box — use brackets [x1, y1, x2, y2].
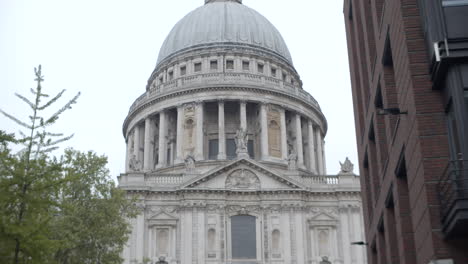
[182, 158, 304, 191]
[149, 211, 178, 221]
[310, 212, 336, 221]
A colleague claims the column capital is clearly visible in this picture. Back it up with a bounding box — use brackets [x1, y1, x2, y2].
[218, 99, 225, 105]
[195, 100, 204, 106]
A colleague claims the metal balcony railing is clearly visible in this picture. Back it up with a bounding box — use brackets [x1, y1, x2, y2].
[438, 160, 468, 221]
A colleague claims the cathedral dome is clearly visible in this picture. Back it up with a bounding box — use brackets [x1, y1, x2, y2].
[156, 0, 293, 66]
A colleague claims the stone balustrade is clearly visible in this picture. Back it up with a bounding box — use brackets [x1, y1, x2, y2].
[128, 72, 319, 113]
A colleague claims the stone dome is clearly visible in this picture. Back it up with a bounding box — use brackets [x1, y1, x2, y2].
[156, 0, 293, 66]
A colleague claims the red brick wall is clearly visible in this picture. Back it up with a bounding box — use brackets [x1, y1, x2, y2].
[343, 0, 468, 263]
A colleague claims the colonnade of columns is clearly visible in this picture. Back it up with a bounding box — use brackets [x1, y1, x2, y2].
[127, 100, 326, 174]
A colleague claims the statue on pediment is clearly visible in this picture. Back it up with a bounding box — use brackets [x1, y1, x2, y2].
[320, 256, 331, 264]
[235, 128, 249, 158]
[155, 256, 168, 264]
[339, 157, 354, 173]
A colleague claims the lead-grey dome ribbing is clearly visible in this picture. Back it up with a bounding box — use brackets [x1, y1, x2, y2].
[156, 1, 293, 66]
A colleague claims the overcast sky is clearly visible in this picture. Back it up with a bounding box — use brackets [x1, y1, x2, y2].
[0, 0, 358, 179]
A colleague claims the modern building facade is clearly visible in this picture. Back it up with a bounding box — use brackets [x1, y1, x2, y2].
[119, 1, 366, 263]
[343, 0, 468, 263]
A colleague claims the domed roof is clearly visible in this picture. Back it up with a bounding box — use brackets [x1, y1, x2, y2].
[156, 1, 293, 66]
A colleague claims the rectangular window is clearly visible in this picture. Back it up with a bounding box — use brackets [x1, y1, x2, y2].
[194, 62, 202, 72]
[209, 139, 219, 160]
[226, 139, 236, 160]
[257, 63, 264, 73]
[168, 71, 174, 81]
[226, 60, 234, 70]
[242, 61, 250, 71]
[180, 66, 186, 76]
[282, 72, 287, 81]
[271, 67, 277, 77]
[159, 77, 163, 84]
[210, 60, 218, 70]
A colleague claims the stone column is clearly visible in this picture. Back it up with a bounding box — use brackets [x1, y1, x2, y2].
[195, 101, 204, 160]
[126, 133, 132, 171]
[218, 101, 226, 160]
[307, 120, 317, 174]
[316, 127, 324, 174]
[240, 101, 247, 130]
[157, 111, 167, 168]
[322, 139, 327, 174]
[260, 102, 269, 159]
[295, 113, 304, 168]
[175, 105, 184, 164]
[133, 125, 140, 160]
[280, 108, 288, 160]
[143, 117, 154, 171]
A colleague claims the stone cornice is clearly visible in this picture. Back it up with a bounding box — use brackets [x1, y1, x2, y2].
[122, 85, 328, 137]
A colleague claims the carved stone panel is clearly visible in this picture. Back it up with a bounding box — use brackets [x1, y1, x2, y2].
[225, 169, 260, 190]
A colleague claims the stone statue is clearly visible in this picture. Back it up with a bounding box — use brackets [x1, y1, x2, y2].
[235, 128, 249, 158]
[287, 149, 298, 171]
[129, 154, 142, 172]
[320, 256, 331, 264]
[339, 157, 354, 173]
[184, 154, 196, 172]
[155, 256, 168, 264]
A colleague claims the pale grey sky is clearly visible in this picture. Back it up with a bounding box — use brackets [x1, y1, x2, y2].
[0, 0, 358, 179]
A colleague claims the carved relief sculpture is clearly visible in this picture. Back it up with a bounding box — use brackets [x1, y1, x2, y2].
[225, 169, 260, 189]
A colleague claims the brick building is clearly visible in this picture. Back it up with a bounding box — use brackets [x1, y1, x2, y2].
[343, 0, 468, 264]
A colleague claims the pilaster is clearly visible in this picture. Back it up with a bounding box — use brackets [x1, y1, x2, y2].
[240, 100, 247, 131]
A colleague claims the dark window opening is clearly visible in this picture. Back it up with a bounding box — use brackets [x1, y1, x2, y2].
[226, 60, 234, 70]
[180, 66, 186, 76]
[242, 61, 250, 71]
[168, 71, 174, 81]
[248, 139, 254, 159]
[271, 68, 277, 77]
[210, 60, 218, 70]
[209, 139, 219, 160]
[227, 139, 236, 160]
[194, 62, 202, 72]
[257, 63, 264, 73]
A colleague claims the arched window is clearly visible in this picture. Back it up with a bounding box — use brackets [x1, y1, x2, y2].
[231, 215, 256, 259]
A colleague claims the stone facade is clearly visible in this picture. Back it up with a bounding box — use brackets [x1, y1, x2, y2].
[119, 1, 366, 263]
